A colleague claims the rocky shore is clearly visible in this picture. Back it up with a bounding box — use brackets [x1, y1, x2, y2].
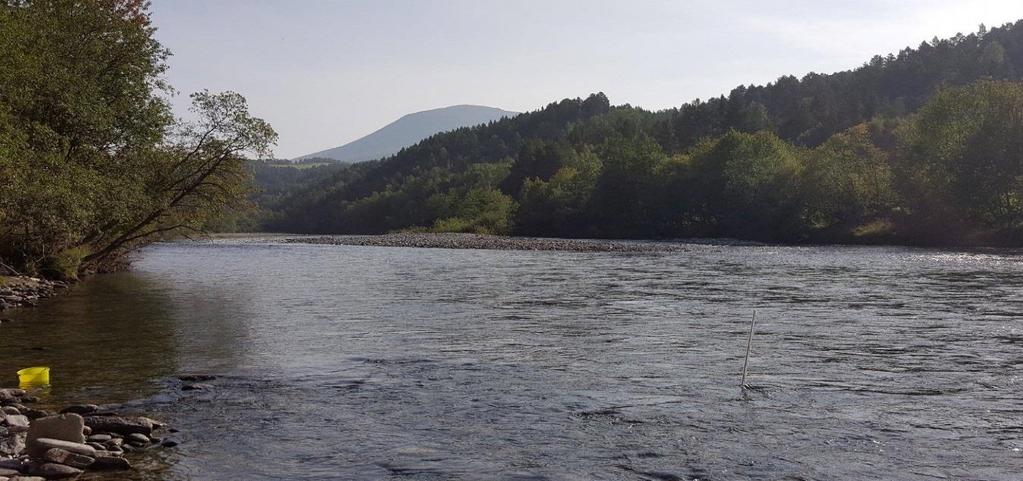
[0, 388, 174, 480]
[0, 278, 68, 312]
[284, 233, 687, 253]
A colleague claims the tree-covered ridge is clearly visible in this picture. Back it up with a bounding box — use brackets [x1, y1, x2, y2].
[265, 21, 1023, 245]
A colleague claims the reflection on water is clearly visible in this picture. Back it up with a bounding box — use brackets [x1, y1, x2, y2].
[1, 240, 1022, 480]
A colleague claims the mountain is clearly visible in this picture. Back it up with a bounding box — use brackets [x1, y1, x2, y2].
[295, 105, 519, 162]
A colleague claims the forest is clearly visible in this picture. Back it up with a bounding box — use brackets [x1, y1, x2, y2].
[261, 21, 1023, 246]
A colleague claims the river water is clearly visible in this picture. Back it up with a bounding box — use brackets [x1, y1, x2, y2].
[1, 239, 1021, 480]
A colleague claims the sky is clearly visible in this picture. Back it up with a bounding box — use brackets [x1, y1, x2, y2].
[149, 0, 1023, 159]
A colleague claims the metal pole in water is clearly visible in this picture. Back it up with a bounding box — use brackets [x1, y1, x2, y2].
[740, 310, 757, 389]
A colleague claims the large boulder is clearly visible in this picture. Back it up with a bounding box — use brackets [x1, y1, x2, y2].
[41, 448, 94, 469]
[25, 414, 85, 450]
[29, 463, 82, 479]
[30, 439, 95, 458]
[83, 416, 153, 436]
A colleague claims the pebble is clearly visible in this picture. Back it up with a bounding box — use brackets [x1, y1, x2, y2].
[182, 383, 213, 391]
[86, 434, 111, 443]
[160, 440, 178, 448]
[126, 433, 150, 445]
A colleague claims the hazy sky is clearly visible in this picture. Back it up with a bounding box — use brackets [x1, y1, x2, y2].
[150, 0, 1023, 159]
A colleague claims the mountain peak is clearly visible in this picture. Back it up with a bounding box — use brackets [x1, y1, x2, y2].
[295, 105, 518, 162]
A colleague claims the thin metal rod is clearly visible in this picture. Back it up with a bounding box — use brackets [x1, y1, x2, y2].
[740, 310, 757, 388]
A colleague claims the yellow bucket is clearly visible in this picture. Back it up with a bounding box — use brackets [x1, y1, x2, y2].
[17, 367, 50, 387]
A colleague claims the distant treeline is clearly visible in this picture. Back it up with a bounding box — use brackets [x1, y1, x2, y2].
[255, 22, 1023, 246]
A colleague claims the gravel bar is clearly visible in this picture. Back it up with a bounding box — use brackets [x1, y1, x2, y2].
[282, 233, 688, 253]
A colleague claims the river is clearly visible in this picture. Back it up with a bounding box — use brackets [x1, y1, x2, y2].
[1, 239, 1021, 480]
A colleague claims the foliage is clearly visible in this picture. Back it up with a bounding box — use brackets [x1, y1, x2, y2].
[897, 80, 1023, 232]
[0, 0, 275, 277]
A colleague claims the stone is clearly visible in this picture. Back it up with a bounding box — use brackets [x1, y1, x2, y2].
[17, 411, 46, 422]
[86, 434, 111, 443]
[85, 442, 105, 451]
[160, 440, 178, 448]
[0, 408, 19, 416]
[2, 416, 29, 433]
[58, 405, 97, 416]
[90, 455, 131, 470]
[177, 374, 216, 382]
[0, 390, 25, 401]
[126, 433, 149, 445]
[8, 477, 46, 481]
[41, 448, 94, 469]
[181, 383, 213, 391]
[0, 469, 17, 477]
[0, 427, 25, 456]
[81, 427, 90, 436]
[104, 438, 123, 448]
[0, 459, 22, 470]
[83, 416, 153, 436]
[29, 463, 82, 479]
[25, 415, 84, 455]
[29, 439, 95, 458]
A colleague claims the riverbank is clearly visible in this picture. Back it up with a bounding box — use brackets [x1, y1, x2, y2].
[1, 388, 172, 479]
[281, 233, 691, 252]
[0, 278, 69, 312]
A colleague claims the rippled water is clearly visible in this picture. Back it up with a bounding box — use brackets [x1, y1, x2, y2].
[1, 240, 1022, 480]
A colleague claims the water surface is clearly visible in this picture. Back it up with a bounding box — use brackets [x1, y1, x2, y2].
[1, 240, 1021, 480]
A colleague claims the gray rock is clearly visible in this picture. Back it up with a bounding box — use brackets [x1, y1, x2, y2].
[0, 408, 19, 416]
[0, 390, 25, 401]
[83, 416, 153, 436]
[29, 463, 82, 479]
[86, 434, 111, 443]
[104, 438, 123, 447]
[90, 455, 131, 470]
[0, 469, 18, 477]
[58, 405, 97, 416]
[160, 440, 178, 448]
[0, 459, 22, 470]
[17, 411, 46, 422]
[177, 374, 216, 382]
[181, 383, 213, 391]
[8, 477, 46, 481]
[25, 414, 84, 454]
[2, 415, 29, 433]
[81, 426, 90, 436]
[29, 438, 95, 458]
[0, 427, 25, 456]
[85, 442, 105, 451]
[125, 433, 149, 445]
[41, 448, 94, 469]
